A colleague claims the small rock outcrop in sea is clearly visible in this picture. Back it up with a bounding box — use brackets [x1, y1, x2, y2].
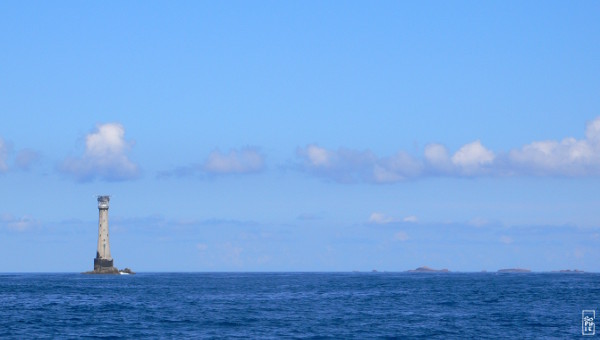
[497, 268, 531, 273]
[119, 268, 136, 274]
[551, 269, 585, 273]
[406, 266, 450, 273]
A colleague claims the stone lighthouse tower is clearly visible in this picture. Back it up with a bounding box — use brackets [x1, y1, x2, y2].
[93, 195, 118, 273]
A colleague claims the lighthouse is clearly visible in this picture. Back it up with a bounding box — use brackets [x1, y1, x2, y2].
[83, 196, 134, 274]
[93, 195, 118, 273]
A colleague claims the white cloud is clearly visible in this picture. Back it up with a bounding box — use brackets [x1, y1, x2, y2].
[296, 116, 600, 182]
[369, 212, 394, 224]
[403, 215, 418, 223]
[373, 152, 423, 183]
[0, 138, 8, 173]
[508, 117, 600, 176]
[451, 140, 495, 175]
[0, 138, 40, 173]
[305, 145, 332, 167]
[425, 141, 495, 176]
[369, 213, 418, 224]
[159, 147, 265, 178]
[394, 231, 409, 241]
[203, 147, 264, 174]
[372, 165, 402, 183]
[297, 144, 419, 183]
[0, 213, 37, 231]
[424, 143, 452, 173]
[499, 235, 513, 244]
[61, 123, 140, 182]
[586, 117, 600, 142]
[296, 145, 376, 183]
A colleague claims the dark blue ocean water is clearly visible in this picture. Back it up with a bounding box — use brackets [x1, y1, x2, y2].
[0, 273, 598, 338]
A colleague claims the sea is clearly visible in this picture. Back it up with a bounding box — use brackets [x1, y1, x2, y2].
[0, 272, 598, 338]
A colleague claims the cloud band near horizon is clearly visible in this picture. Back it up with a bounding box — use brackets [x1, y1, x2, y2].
[296, 116, 600, 183]
[6, 117, 600, 183]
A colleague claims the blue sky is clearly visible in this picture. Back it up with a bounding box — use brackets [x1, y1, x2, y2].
[1, 2, 599, 272]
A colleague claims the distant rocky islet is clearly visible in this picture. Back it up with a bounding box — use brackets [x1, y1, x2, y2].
[406, 266, 450, 273]
[363, 267, 587, 273]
